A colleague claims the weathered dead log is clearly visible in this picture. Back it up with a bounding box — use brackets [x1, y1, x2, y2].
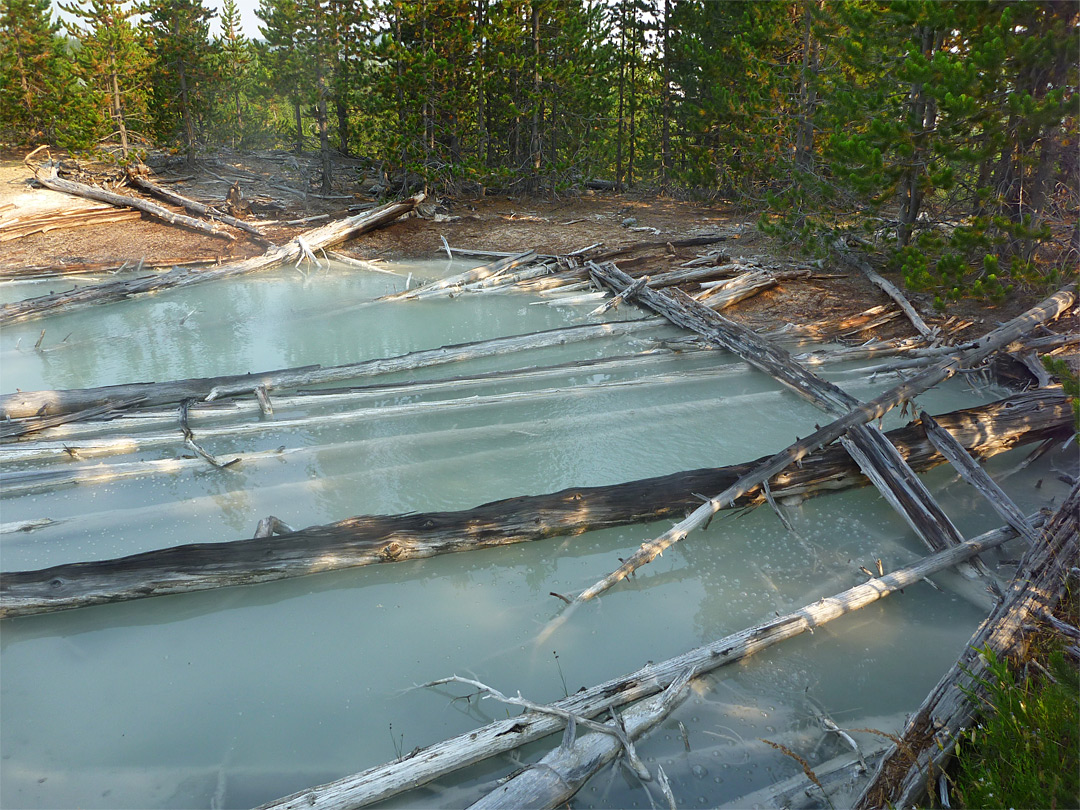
[30, 164, 235, 240]
[378, 250, 539, 301]
[921, 410, 1039, 544]
[0, 396, 145, 439]
[0, 192, 424, 325]
[128, 174, 269, 241]
[0, 319, 660, 420]
[853, 482, 1079, 809]
[464, 670, 695, 810]
[836, 248, 938, 341]
[258, 518, 1035, 810]
[0, 205, 143, 241]
[0, 391, 1068, 618]
[0, 257, 220, 280]
[572, 273, 1075, 602]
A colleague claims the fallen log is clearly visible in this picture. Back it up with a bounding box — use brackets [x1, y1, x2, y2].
[378, 250, 539, 301]
[0, 319, 661, 420]
[30, 164, 235, 241]
[590, 260, 978, 567]
[128, 174, 269, 241]
[0, 257, 220, 280]
[0, 390, 1068, 618]
[570, 279, 1075, 603]
[0, 205, 143, 241]
[920, 410, 1039, 544]
[853, 482, 1079, 809]
[258, 518, 1037, 810]
[0, 192, 424, 325]
[836, 248, 938, 341]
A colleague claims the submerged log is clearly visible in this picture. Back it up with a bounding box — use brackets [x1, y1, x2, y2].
[0, 192, 424, 325]
[571, 276, 1075, 603]
[31, 164, 235, 241]
[0, 391, 1068, 618]
[853, 482, 1079, 809]
[378, 250, 539, 301]
[259, 518, 1036, 810]
[0, 319, 661, 420]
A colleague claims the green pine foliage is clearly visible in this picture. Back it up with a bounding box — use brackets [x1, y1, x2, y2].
[3, 0, 1075, 304]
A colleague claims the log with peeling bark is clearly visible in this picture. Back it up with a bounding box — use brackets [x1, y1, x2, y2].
[0, 192, 424, 325]
[853, 482, 1079, 809]
[570, 275, 1075, 603]
[0, 319, 661, 420]
[0, 391, 1068, 618]
[128, 174, 269, 241]
[30, 164, 236, 241]
[257, 518, 1036, 810]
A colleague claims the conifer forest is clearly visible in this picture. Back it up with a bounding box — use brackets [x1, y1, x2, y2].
[1, 0, 1076, 300]
[2, 3, 1080, 810]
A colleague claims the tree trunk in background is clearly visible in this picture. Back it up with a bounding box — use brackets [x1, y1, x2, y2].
[660, 0, 671, 194]
[794, 1, 820, 171]
[110, 56, 129, 159]
[529, 1, 541, 193]
[177, 57, 196, 168]
[292, 91, 303, 154]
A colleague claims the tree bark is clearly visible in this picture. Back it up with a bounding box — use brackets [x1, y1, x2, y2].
[0, 391, 1068, 618]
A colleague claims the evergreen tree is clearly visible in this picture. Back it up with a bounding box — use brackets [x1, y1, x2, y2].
[0, 0, 61, 140]
[214, 0, 253, 147]
[59, 0, 149, 159]
[142, 0, 214, 166]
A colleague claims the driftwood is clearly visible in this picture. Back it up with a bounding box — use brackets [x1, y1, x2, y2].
[379, 250, 540, 301]
[571, 279, 1075, 603]
[920, 410, 1039, 545]
[0, 192, 424, 325]
[258, 519, 1035, 810]
[836, 248, 938, 341]
[128, 174, 269, 241]
[0, 204, 143, 241]
[31, 164, 236, 240]
[853, 482, 1079, 809]
[0, 257, 221, 280]
[590, 261, 973, 565]
[0, 390, 1068, 617]
[0, 396, 145, 440]
[0, 319, 661, 420]
[462, 669, 695, 810]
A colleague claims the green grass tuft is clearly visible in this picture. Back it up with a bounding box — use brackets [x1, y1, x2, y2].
[951, 646, 1079, 809]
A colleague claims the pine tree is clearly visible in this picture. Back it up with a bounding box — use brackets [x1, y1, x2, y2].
[142, 0, 214, 166]
[0, 0, 61, 139]
[257, 0, 307, 154]
[59, 0, 149, 159]
[214, 0, 253, 147]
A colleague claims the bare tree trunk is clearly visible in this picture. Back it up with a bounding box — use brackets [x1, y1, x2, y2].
[109, 57, 129, 159]
[659, 0, 671, 194]
[530, 0, 541, 194]
[898, 27, 938, 246]
[615, 0, 626, 191]
[628, 20, 636, 188]
[292, 92, 303, 154]
[177, 57, 196, 168]
[794, 1, 820, 171]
